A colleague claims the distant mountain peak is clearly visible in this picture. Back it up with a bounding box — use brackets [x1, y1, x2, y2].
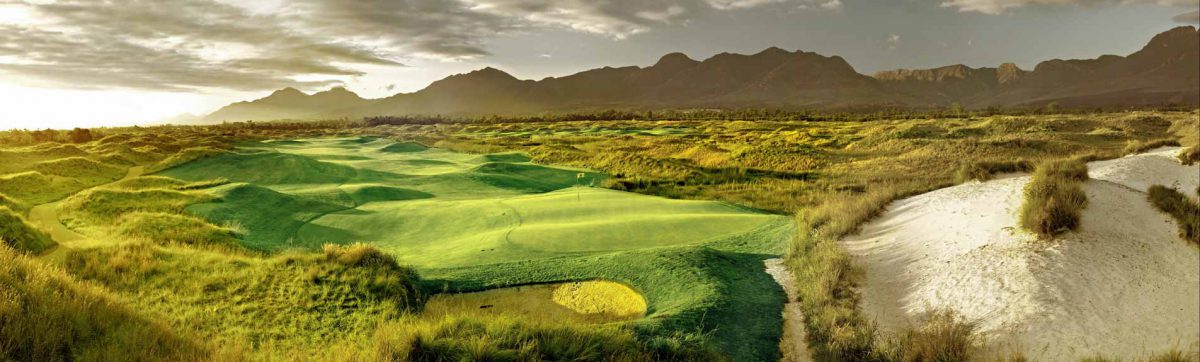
[270, 87, 306, 97]
[654, 52, 697, 68]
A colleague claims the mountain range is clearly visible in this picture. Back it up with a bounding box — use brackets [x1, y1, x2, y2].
[202, 26, 1199, 123]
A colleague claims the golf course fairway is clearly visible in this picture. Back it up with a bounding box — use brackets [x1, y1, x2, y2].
[159, 136, 793, 360]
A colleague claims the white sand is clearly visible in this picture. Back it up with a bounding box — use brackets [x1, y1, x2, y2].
[1090, 147, 1199, 197]
[842, 149, 1200, 360]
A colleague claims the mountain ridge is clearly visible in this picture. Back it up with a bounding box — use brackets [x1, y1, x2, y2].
[200, 26, 1199, 123]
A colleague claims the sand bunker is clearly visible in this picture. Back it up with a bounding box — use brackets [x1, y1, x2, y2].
[843, 148, 1200, 360]
[423, 281, 646, 324]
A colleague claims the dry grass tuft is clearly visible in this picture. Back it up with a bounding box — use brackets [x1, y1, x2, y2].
[1020, 159, 1089, 239]
[1147, 185, 1200, 245]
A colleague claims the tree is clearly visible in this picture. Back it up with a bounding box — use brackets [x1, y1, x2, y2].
[69, 128, 93, 143]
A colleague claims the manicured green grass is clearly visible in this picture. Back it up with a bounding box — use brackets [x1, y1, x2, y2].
[155, 136, 790, 361]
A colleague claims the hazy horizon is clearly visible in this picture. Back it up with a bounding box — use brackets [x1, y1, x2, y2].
[1, 0, 1198, 129]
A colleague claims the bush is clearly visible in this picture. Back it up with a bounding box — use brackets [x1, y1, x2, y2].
[1019, 160, 1089, 239]
[322, 242, 400, 268]
[1147, 185, 1200, 245]
[879, 310, 976, 362]
[0, 206, 55, 253]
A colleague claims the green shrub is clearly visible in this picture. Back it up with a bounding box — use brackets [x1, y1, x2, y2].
[0, 206, 54, 253]
[1147, 185, 1200, 245]
[1020, 160, 1089, 239]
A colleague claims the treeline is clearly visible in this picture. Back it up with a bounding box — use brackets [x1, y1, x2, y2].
[1, 128, 97, 146]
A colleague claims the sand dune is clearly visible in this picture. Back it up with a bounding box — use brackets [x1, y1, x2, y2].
[843, 148, 1200, 360]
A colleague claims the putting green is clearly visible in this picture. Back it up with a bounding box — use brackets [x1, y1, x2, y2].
[161, 137, 781, 268]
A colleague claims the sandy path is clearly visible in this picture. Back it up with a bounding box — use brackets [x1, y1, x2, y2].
[842, 150, 1200, 360]
[30, 166, 144, 259]
[765, 258, 814, 362]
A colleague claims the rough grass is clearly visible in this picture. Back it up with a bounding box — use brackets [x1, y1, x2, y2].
[1019, 159, 1089, 239]
[363, 314, 723, 362]
[0, 206, 55, 253]
[0, 245, 203, 361]
[1179, 146, 1199, 166]
[1147, 185, 1200, 245]
[1124, 138, 1181, 155]
[60, 243, 424, 352]
[955, 160, 1035, 182]
[878, 310, 977, 362]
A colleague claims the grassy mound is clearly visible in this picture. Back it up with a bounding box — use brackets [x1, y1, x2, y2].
[60, 243, 422, 351]
[379, 141, 428, 153]
[31, 156, 124, 179]
[0, 206, 55, 253]
[1020, 159, 1089, 239]
[61, 188, 211, 227]
[364, 315, 722, 362]
[479, 152, 533, 163]
[341, 184, 434, 204]
[0, 192, 26, 212]
[116, 212, 240, 246]
[160, 151, 371, 185]
[146, 146, 227, 173]
[470, 162, 601, 193]
[0, 245, 202, 361]
[186, 183, 344, 250]
[1147, 185, 1200, 245]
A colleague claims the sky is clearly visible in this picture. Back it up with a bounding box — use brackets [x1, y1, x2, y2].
[1, 0, 1198, 130]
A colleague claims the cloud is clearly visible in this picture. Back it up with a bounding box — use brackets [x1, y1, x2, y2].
[0, 0, 837, 92]
[1175, 10, 1200, 23]
[940, 0, 1197, 14]
[887, 34, 901, 50]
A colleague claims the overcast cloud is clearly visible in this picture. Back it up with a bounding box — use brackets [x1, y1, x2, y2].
[0, 0, 1193, 93]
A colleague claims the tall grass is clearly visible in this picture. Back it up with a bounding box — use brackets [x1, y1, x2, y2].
[1146, 185, 1200, 245]
[1019, 159, 1089, 239]
[364, 314, 723, 361]
[0, 245, 203, 361]
[955, 160, 1034, 183]
[1124, 138, 1181, 155]
[1178, 146, 1199, 166]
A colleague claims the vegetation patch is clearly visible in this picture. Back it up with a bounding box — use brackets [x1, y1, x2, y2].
[1124, 138, 1181, 155]
[1019, 159, 1089, 239]
[0, 245, 202, 361]
[0, 206, 55, 253]
[955, 160, 1034, 182]
[1178, 146, 1199, 165]
[1147, 185, 1200, 245]
[365, 314, 722, 362]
